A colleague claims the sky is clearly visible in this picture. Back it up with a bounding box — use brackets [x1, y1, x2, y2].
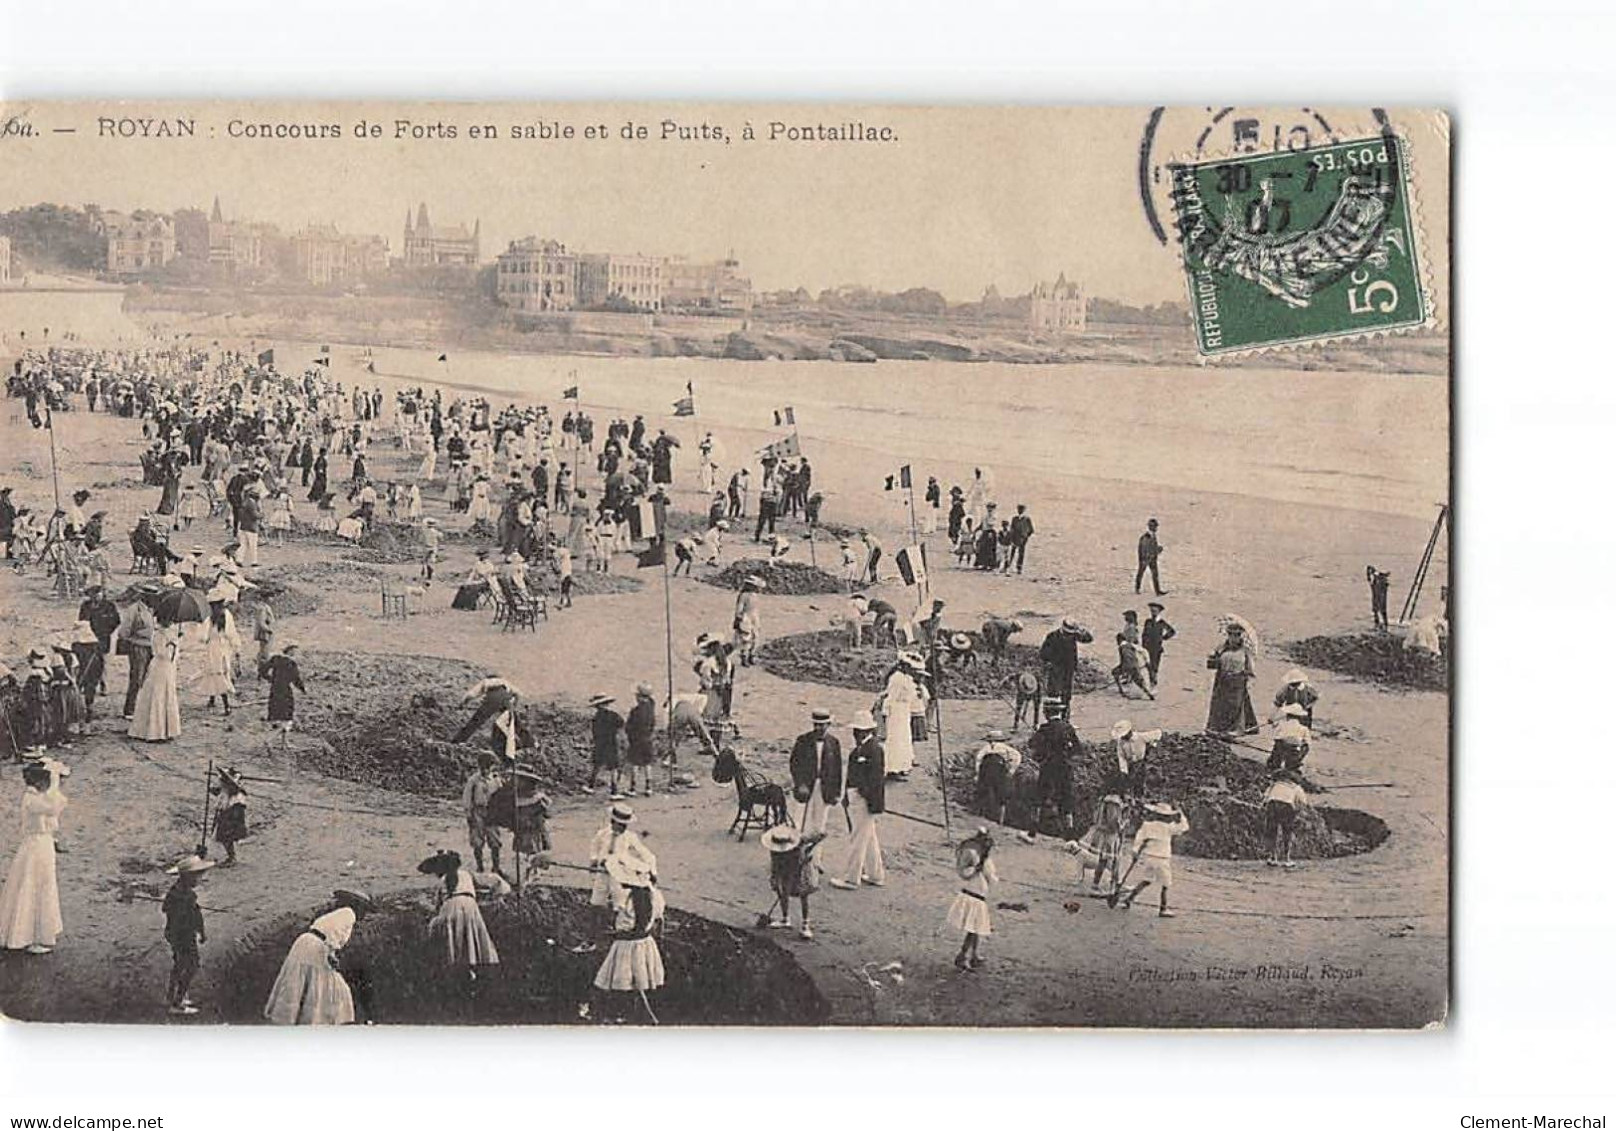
[0, 102, 1451, 306]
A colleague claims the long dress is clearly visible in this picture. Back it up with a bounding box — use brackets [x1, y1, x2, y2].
[467, 481, 492, 524]
[1206, 643, 1259, 735]
[0, 784, 67, 950]
[261, 653, 305, 725]
[128, 627, 182, 742]
[882, 669, 919, 775]
[264, 906, 359, 1024]
[427, 869, 500, 969]
[196, 618, 236, 698]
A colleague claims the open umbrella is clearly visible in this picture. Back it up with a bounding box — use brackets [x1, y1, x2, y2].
[154, 587, 210, 625]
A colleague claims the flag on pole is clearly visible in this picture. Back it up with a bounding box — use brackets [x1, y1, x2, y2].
[313, 357, 331, 368]
[256, 348, 274, 366]
[437, 353, 449, 363]
[773, 406, 796, 428]
[627, 496, 667, 542]
[895, 543, 929, 588]
[884, 465, 914, 491]
[562, 385, 579, 400]
[759, 433, 802, 461]
[673, 383, 696, 417]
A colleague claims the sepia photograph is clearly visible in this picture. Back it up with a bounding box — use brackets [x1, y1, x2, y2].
[0, 100, 1450, 1029]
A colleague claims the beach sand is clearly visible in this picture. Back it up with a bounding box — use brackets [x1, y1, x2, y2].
[0, 318, 1448, 1027]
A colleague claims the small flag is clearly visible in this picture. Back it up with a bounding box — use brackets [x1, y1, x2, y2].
[256, 348, 274, 366]
[759, 433, 802, 461]
[773, 406, 796, 428]
[883, 465, 913, 491]
[895, 543, 929, 588]
[437, 353, 448, 363]
[672, 395, 695, 417]
[562, 385, 579, 400]
[313, 357, 331, 368]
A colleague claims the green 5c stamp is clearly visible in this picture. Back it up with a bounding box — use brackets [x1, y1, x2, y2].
[1169, 135, 1429, 355]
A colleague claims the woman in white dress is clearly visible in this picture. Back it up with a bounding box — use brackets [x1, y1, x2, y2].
[0, 760, 68, 954]
[264, 890, 374, 1024]
[129, 622, 183, 742]
[467, 476, 492, 526]
[422, 852, 500, 973]
[881, 656, 923, 778]
[196, 605, 236, 715]
[593, 856, 666, 1019]
[418, 445, 438, 481]
[405, 482, 423, 522]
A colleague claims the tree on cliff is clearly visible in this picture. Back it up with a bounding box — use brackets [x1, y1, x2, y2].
[0, 203, 108, 273]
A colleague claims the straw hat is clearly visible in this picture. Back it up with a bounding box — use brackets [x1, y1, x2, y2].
[1282, 668, 1308, 685]
[810, 707, 833, 724]
[1059, 616, 1083, 633]
[1111, 720, 1134, 741]
[588, 693, 616, 708]
[635, 683, 655, 698]
[609, 802, 635, 824]
[743, 575, 767, 590]
[1279, 702, 1308, 719]
[850, 709, 878, 732]
[949, 632, 972, 651]
[986, 728, 1007, 742]
[166, 854, 217, 876]
[761, 824, 802, 853]
[898, 650, 926, 669]
[1144, 802, 1178, 818]
[217, 767, 244, 792]
[332, 889, 376, 913]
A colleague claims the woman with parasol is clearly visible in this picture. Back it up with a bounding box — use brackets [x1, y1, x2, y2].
[1205, 614, 1260, 737]
[129, 581, 201, 742]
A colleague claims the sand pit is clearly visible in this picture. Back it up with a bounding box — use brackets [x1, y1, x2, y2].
[704, 559, 845, 595]
[295, 650, 595, 800]
[214, 886, 827, 1025]
[947, 731, 1389, 860]
[528, 569, 644, 597]
[1285, 633, 1448, 692]
[757, 629, 1108, 699]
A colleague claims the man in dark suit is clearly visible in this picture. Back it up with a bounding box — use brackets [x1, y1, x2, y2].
[829, 710, 885, 889]
[1141, 601, 1176, 688]
[1136, 517, 1165, 596]
[1005, 504, 1035, 575]
[789, 708, 843, 835]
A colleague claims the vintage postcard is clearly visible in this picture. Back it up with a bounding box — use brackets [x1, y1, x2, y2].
[0, 102, 1449, 1028]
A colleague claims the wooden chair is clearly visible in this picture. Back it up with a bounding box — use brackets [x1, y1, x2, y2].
[129, 531, 166, 575]
[712, 749, 788, 841]
[380, 575, 408, 619]
[488, 580, 510, 627]
[500, 578, 539, 633]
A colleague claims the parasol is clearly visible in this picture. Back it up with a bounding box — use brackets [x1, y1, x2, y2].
[154, 587, 210, 625]
[1216, 613, 1261, 658]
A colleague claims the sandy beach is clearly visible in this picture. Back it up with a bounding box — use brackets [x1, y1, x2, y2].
[0, 298, 1448, 1027]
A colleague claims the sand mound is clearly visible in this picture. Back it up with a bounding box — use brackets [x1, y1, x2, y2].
[527, 569, 644, 597]
[946, 731, 1388, 860]
[337, 520, 428, 564]
[294, 651, 596, 800]
[703, 559, 844, 596]
[215, 886, 827, 1025]
[757, 630, 1108, 699]
[1285, 633, 1448, 692]
[236, 576, 319, 618]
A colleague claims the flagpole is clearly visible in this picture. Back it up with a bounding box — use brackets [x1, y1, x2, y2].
[661, 534, 676, 790]
[45, 405, 61, 513]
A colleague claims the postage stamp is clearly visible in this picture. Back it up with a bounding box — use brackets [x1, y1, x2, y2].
[1169, 135, 1429, 355]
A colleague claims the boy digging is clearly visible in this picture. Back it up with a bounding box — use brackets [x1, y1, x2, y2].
[1109, 801, 1189, 918]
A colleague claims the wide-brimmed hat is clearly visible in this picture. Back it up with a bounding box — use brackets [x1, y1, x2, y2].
[1111, 720, 1134, 741]
[898, 650, 926, 669]
[715, 520, 730, 531]
[1148, 602, 1166, 613]
[743, 575, 767, 590]
[1060, 616, 1083, 633]
[810, 708, 833, 724]
[850, 709, 878, 732]
[635, 683, 654, 698]
[605, 855, 652, 888]
[332, 888, 376, 913]
[761, 824, 802, 853]
[417, 849, 463, 876]
[955, 841, 988, 880]
[588, 693, 615, 708]
[949, 632, 972, 650]
[1278, 702, 1308, 719]
[166, 854, 217, 876]
[1282, 668, 1308, 685]
[609, 802, 635, 824]
[1143, 801, 1178, 818]
[986, 728, 1007, 742]
[26, 647, 48, 662]
[217, 767, 244, 792]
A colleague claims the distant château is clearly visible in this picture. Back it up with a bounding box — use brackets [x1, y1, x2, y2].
[403, 203, 480, 268]
[495, 236, 752, 314]
[1029, 273, 1088, 333]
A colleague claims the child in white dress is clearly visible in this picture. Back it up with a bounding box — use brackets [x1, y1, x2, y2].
[948, 827, 997, 972]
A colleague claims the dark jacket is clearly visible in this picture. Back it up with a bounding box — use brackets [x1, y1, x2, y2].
[1141, 616, 1176, 654]
[789, 730, 843, 803]
[1137, 530, 1161, 564]
[845, 736, 886, 814]
[1010, 513, 1034, 544]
